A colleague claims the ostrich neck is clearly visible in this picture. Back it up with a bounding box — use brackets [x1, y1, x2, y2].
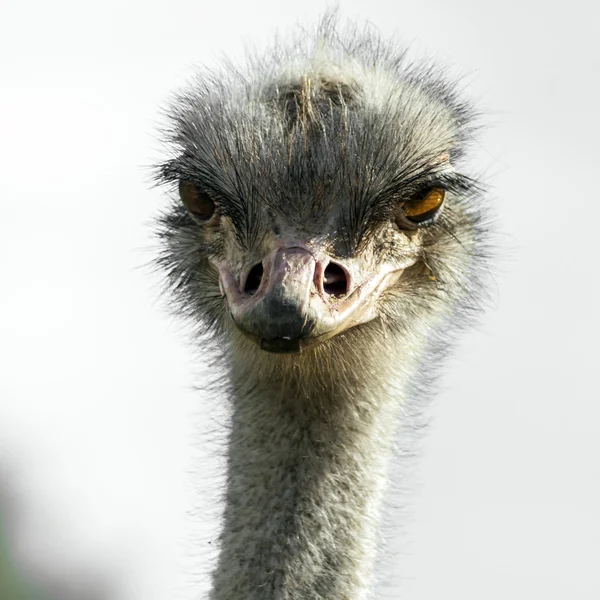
[210, 347, 404, 600]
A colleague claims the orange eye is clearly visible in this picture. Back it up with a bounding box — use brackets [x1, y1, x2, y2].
[398, 187, 445, 228]
[179, 181, 216, 222]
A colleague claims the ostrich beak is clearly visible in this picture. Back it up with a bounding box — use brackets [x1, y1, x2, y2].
[218, 247, 403, 353]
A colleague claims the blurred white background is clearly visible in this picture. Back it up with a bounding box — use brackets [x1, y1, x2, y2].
[1, 0, 599, 598]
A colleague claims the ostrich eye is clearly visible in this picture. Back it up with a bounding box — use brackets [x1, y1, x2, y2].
[179, 181, 216, 222]
[397, 187, 445, 229]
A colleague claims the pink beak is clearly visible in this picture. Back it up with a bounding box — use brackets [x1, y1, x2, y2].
[218, 246, 402, 353]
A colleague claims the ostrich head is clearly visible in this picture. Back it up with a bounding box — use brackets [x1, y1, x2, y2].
[157, 34, 483, 373]
[155, 17, 487, 600]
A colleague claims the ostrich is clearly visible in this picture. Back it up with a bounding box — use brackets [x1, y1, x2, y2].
[155, 17, 488, 600]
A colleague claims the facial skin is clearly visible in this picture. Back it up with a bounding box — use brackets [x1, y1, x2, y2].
[173, 172, 454, 353]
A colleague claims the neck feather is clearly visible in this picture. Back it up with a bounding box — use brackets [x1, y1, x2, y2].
[210, 337, 410, 600]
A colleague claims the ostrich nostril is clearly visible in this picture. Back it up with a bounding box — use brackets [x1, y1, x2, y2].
[323, 262, 349, 298]
[244, 263, 264, 295]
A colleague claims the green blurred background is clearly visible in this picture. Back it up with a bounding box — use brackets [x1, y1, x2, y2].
[0, 521, 50, 600]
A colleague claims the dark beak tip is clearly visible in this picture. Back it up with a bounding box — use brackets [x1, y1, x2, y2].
[259, 338, 302, 354]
